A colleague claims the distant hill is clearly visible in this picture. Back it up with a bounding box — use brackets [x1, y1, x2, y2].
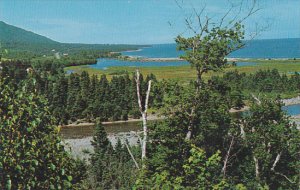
[0, 21, 145, 59]
[0, 21, 58, 45]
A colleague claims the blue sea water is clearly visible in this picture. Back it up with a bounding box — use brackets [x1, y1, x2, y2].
[123, 44, 183, 58]
[87, 38, 299, 70]
[123, 38, 300, 59]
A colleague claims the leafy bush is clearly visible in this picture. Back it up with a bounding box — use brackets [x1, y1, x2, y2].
[0, 78, 83, 189]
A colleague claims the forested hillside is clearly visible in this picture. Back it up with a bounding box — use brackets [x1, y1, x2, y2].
[0, 21, 57, 44]
[0, 21, 145, 59]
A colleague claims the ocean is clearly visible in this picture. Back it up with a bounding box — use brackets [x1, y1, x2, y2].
[88, 38, 299, 70]
[123, 38, 300, 59]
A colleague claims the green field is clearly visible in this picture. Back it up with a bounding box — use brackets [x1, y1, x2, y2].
[65, 59, 300, 83]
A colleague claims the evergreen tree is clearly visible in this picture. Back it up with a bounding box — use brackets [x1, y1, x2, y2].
[90, 119, 113, 186]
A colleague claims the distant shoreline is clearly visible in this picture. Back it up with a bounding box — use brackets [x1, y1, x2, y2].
[118, 56, 298, 63]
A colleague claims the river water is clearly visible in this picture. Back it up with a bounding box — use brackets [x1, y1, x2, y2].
[87, 58, 257, 70]
[282, 104, 300, 116]
[61, 104, 299, 158]
[61, 121, 142, 139]
[61, 104, 299, 139]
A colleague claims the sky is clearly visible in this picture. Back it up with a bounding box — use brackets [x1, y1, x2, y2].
[0, 0, 299, 44]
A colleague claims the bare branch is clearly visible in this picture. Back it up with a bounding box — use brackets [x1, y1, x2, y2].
[219, 4, 234, 28]
[124, 139, 140, 169]
[240, 0, 261, 23]
[174, 0, 183, 11]
[222, 136, 235, 177]
[229, 0, 243, 25]
[185, 16, 197, 34]
[273, 171, 297, 184]
[271, 151, 282, 171]
[251, 93, 261, 105]
[193, 5, 206, 32]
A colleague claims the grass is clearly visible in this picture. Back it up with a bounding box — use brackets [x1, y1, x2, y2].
[65, 59, 300, 83]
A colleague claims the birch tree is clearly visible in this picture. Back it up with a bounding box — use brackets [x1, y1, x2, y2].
[135, 69, 152, 165]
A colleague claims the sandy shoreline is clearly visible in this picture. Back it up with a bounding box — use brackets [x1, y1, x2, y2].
[121, 56, 296, 63]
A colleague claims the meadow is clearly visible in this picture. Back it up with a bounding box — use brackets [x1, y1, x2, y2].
[65, 59, 300, 83]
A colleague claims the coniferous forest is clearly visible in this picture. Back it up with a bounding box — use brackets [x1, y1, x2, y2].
[1, 0, 300, 189]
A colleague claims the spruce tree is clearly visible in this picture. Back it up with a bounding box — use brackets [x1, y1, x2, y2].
[90, 119, 113, 186]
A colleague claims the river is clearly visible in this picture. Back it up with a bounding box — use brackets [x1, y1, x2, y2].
[61, 103, 300, 158]
[87, 58, 256, 70]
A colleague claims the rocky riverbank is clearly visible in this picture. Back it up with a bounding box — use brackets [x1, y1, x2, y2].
[63, 131, 140, 159]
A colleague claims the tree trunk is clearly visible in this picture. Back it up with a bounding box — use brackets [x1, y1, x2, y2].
[253, 155, 260, 180]
[185, 68, 202, 140]
[135, 69, 151, 166]
[222, 136, 234, 178]
[141, 112, 147, 160]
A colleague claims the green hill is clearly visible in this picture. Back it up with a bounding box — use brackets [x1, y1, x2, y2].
[0, 21, 58, 45]
[0, 21, 145, 59]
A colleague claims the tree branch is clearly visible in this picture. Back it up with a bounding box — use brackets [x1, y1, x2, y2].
[124, 139, 140, 170]
[271, 151, 282, 171]
[222, 136, 235, 177]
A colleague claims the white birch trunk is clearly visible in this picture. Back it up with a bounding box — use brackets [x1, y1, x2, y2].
[135, 69, 151, 165]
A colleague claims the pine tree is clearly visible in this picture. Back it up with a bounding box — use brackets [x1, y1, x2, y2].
[90, 119, 113, 186]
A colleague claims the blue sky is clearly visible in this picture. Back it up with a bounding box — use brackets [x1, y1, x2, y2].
[0, 0, 299, 44]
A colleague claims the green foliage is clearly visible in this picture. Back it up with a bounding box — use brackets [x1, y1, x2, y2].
[134, 145, 227, 190]
[87, 120, 139, 189]
[213, 69, 300, 96]
[182, 145, 224, 188]
[0, 60, 31, 84]
[144, 81, 300, 189]
[146, 83, 232, 179]
[3, 58, 162, 124]
[42, 71, 159, 124]
[238, 98, 300, 188]
[0, 78, 83, 189]
[176, 21, 244, 87]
